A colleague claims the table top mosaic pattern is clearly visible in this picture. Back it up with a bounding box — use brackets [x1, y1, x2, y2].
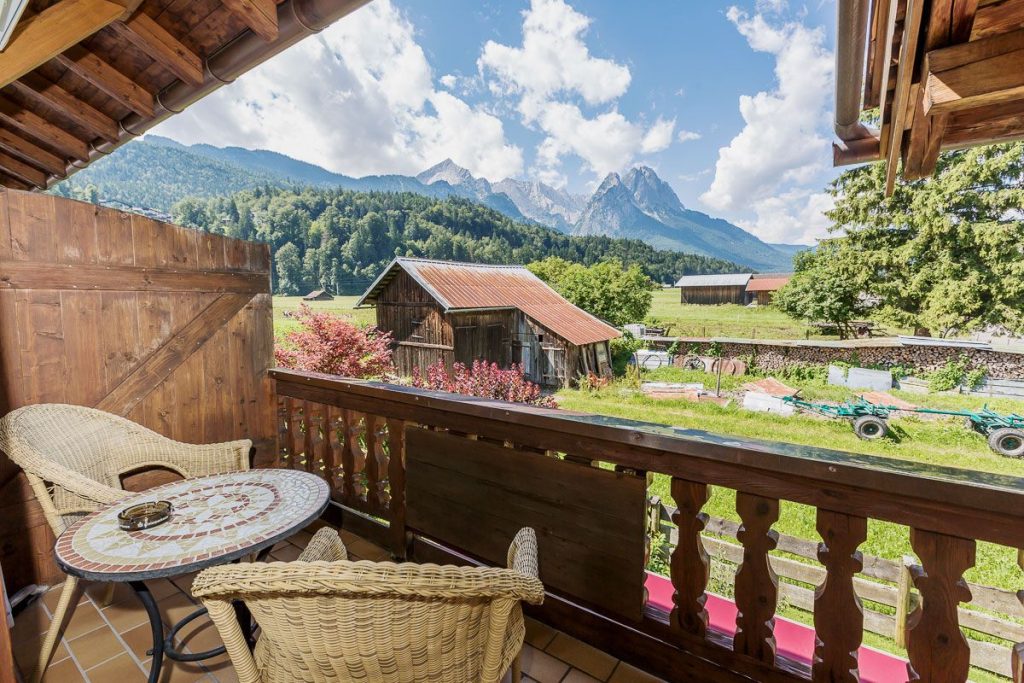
[56, 469, 329, 581]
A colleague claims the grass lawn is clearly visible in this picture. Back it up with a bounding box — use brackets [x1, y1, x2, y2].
[274, 295, 376, 336]
[646, 289, 821, 339]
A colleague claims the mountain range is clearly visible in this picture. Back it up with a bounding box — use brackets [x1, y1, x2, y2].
[53, 135, 800, 270]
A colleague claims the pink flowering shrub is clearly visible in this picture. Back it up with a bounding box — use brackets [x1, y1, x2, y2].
[275, 304, 393, 378]
[411, 360, 557, 408]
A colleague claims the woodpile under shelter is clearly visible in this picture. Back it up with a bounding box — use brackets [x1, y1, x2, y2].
[357, 258, 620, 387]
[675, 273, 752, 305]
[302, 289, 334, 301]
[744, 274, 792, 306]
[833, 0, 1024, 194]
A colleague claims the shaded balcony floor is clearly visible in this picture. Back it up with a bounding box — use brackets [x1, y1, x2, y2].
[10, 523, 665, 683]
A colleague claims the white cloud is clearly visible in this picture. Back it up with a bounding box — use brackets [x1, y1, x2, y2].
[479, 0, 677, 180]
[677, 130, 702, 143]
[153, 0, 522, 181]
[439, 74, 458, 89]
[700, 8, 833, 217]
[737, 189, 834, 244]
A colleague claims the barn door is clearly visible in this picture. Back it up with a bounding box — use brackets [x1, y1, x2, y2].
[0, 190, 273, 589]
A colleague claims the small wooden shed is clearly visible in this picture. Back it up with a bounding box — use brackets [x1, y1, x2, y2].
[303, 289, 334, 301]
[744, 274, 792, 306]
[357, 258, 620, 387]
[675, 274, 752, 305]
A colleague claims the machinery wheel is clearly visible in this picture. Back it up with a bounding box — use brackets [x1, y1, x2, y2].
[681, 355, 705, 371]
[988, 428, 1024, 458]
[853, 415, 889, 440]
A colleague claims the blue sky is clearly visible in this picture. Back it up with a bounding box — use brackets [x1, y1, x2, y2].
[154, 0, 840, 245]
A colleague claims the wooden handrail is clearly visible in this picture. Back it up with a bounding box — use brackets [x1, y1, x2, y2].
[271, 368, 1024, 548]
[270, 368, 1024, 683]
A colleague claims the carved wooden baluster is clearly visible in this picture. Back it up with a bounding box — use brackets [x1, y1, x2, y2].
[324, 407, 343, 495]
[905, 529, 975, 683]
[669, 478, 710, 638]
[277, 397, 292, 468]
[310, 403, 329, 476]
[733, 492, 780, 666]
[812, 510, 868, 683]
[301, 401, 318, 474]
[387, 418, 408, 558]
[288, 398, 304, 470]
[1014, 549, 1023, 683]
[364, 415, 389, 513]
[340, 409, 367, 505]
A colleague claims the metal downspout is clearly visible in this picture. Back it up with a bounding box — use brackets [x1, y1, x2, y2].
[834, 0, 871, 141]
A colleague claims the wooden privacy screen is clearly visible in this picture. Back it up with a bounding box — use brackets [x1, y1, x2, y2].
[405, 427, 648, 621]
[0, 190, 274, 590]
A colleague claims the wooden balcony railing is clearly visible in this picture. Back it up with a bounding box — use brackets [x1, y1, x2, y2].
[270, 368, 1024, 683]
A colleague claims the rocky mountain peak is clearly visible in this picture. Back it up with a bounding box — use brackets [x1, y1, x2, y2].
[416, 159, 477, 187]
[623, 165, 685, 214]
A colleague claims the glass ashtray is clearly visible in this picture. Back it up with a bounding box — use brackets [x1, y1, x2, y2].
[118, 501, 173, 531]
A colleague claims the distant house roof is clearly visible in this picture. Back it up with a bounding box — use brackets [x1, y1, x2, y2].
[674, 273, 752, 288]
[745, 275, 792, 292]
[358, 258, 620, 346]
[303, 289, 333, 300]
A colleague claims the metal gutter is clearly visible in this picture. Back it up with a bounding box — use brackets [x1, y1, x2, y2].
[49, 0, 373, 187]
[834, 0, 872, 141]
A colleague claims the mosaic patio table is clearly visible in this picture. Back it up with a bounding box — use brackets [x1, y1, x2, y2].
[55, 469, 330, 683]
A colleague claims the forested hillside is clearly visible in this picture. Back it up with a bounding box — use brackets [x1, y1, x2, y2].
[172, 187, 744, 293]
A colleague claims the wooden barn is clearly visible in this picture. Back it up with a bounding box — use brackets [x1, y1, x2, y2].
[675, 273, 752, 305]
[302, 288, 334, 301]
[357, 258, 620, 387]
[744, 273, 792, 306]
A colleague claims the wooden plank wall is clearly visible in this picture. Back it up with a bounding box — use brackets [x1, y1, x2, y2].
[0, 190, 274, 590]
[679, 285, 746, 305]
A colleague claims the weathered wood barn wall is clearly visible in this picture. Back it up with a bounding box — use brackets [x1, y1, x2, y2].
[679, 284, 747, 305]
[374, 269, 610, 387]
[0, 190, 274, 590]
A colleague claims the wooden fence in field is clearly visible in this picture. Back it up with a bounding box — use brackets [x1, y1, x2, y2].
[654, 502, 1024, 678]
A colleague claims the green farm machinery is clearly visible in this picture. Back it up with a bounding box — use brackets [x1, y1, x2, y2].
[781, 396, 1024, 457]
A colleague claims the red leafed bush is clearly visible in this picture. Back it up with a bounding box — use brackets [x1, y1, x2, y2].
[411, 360, 557, 408]
[275, 304, 394, 378]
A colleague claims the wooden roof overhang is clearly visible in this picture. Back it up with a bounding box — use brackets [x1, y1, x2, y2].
[0, 0, 371, 191]
[833, 0, 1024, 193]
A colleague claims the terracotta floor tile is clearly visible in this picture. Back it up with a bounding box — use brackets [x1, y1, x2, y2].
[524, 618, 557, 650]
[121, 622, 166, 661]
[87, 652, 147, 682]
[12, 601, 50, 642]
[171, 573, 198, 596]
[143, 657, 213, 683]
[268, 542, 302, 562]
[545, 633, 617, 681]
[67, 624, 127, 670]
[42, 583, 86, 614]
[63, 602, 106, 641]
[12, 634, 69, 677]
[174, 618, 223, 655]
[202, 654, 238, 683]
[84, 582, 133, 607]
[158, 592, 201, 629]
[563, 669, 604, 683]
[519, 644, 570, 683]
[607, 662, 668, 683]
[39, 656, 86, 683]
[103, 596, 150, 633]
[146, 579, 183, 601]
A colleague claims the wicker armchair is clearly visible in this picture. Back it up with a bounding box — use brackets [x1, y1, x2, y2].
[193, 527, 545, 683]
[0, 403, 251, 683]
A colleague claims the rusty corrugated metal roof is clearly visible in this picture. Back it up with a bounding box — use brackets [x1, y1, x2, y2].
[358, 258, 621, 346]
[745, 275, 791, 292]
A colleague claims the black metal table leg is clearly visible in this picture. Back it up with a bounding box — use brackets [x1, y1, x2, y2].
[130, 580, 164, 683]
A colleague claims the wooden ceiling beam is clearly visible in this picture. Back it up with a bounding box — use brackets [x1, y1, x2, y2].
[110, 13, 204, 86]
[0, 0, 123, 89]
[223, 0, 279, 42]
[924, 29, 1024, 114]
[9, 74, 119, 144]
[944, 97, 1024, 146]
[886, 0, 925, 194]
[901, 0, 980, 180]
[55, 45, 155, 118]
[0, 150, 47, 188]
[0, 127, 66, 176]
[0, 95, 90, 161]
[971, 0, 1024, 39]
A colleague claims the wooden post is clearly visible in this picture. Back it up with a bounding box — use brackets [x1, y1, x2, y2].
[386, 419, 408, 560]
[733, 492, 780, 665]
[1014, 549, 1023, 683]
[812, 510, 867, 683]
[0, 561, 14, 683]
[669, 479, 710, 637]
[895, 555, 915, 648]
